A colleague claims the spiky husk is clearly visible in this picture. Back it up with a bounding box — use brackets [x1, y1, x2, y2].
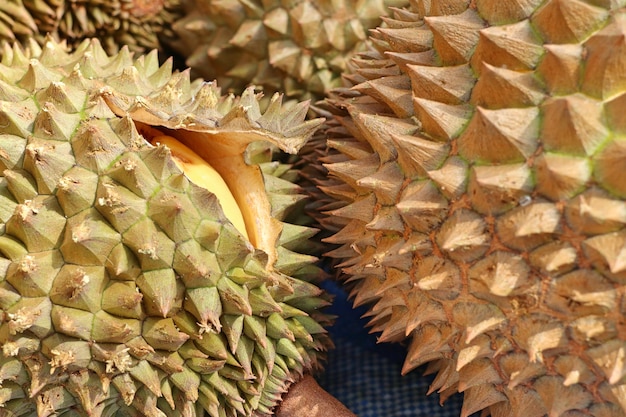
[320, 1, 626, 416]
[167, 0, 408, 103]
[0, 0, 182, 55]
[0, 38, 332, 417]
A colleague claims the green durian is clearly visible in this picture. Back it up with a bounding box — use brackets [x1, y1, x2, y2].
[0, 37, 335, 417]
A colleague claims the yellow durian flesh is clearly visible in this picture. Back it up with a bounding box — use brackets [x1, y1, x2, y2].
[149, 134, 250, 241]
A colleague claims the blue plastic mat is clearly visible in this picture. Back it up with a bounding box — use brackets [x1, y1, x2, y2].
[316, 281, 469, 417]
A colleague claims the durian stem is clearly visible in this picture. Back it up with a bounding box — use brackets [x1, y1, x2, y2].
[276, 375, 356, 417]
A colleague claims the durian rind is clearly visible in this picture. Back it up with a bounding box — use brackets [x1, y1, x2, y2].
[321, 1, 626, 416]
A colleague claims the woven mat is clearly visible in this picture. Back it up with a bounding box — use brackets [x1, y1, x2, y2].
[316, 281, 472, 417]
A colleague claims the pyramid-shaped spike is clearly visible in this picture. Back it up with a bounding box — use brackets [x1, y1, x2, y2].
[476, 0, 544, 24]
[374, 267, 412, 295]
[71, 118, 128, 174]
[456, 335, 493, 371]
[453, 303, 506, 345]
[356, 162, 405, 205]
[397, 180, 449, 233]
[534, 152, 591, 201]
[24, 138, 75, 194]
[326, 138, 372, 160]
[414, 256, 461, 299]
[535, 375, 593, 416]
[413, 97, 472, 141]
[56, 166, 99, 218]
[137, 269, 178, 318]
[6, 251, 61, 298]
[471, 63, 545, 109]
[385, 50, 438, 71]
[106, 66, 154, 97]
[392, 133, 450, 177]
[0, 98, 38, 138]
[17, 59, 63, 92]
[553, 269, 617, 312]
[7, 196, 66, 253]
[554, 355, 595, 386]
[322, 218, 375, 247]
[4, 168, 36, 204]
[606, 92, 626, 133]
[588, 340, 626, 384]
[324, 154, 379, 190]
[512, 313, 567, 363]
[594, 137, 626, 198]
[469, 251, 530, 297]
[457, 358, 502, 392]
[461, 384, 507, 417]
[471, 20, 544, 74]
[350, 109, 418, 163]
[402, 324, 451, 374]
[583, 230, 626, 274]
[35, 81, 87, 114]
[329, 194, 376, 223]
[565, 188, 626, 235]
[538, 43, 583, 95]
[427, 156, 468, 199]
[581, 12, 626, 99]
[356, 75, 414, 118]
[497, 202, 561, 250]
[49, 264, 106, 313]
[32, 103, 82, 142]
[532, 0, 610, 44]
[425, 9, 485, 65]
[436, 209, 490, 262]
[469, 163, 533, 215]
[372, 26, 434, 53]
[406, 63, 475, 105]
[541, 94, 608, 156]
[366, 206, 405, 233]
[528, 241, 577, 275]
[231, 20, 267, 52]
[458, 106, 539, 163]
[426, 358, 459, 396]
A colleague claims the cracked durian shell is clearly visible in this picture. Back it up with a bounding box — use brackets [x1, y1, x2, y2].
[319, 1, 626, 416]
[0, 0, 182, 55]
[167, 0, 409, 103]
[0, 38, 332, 417]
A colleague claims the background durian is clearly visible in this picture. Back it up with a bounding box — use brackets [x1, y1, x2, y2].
[0, 0, 182, 55]
[316, 0, 626, 416]
[0, 38, 338, 417]
[167, 0, 409, 102]
[1, 0, 409, 104]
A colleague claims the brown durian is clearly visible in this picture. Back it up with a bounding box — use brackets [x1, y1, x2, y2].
[1, 0, 182, 55]
[318, 1, 626, 416]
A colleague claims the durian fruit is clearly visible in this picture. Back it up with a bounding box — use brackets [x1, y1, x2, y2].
[0, 1, 38, 44]
[168, 0, 408, 102]
[0, 37, 338, 417]
[320, 1, 626, 416]
[0, 0, 182, 55]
